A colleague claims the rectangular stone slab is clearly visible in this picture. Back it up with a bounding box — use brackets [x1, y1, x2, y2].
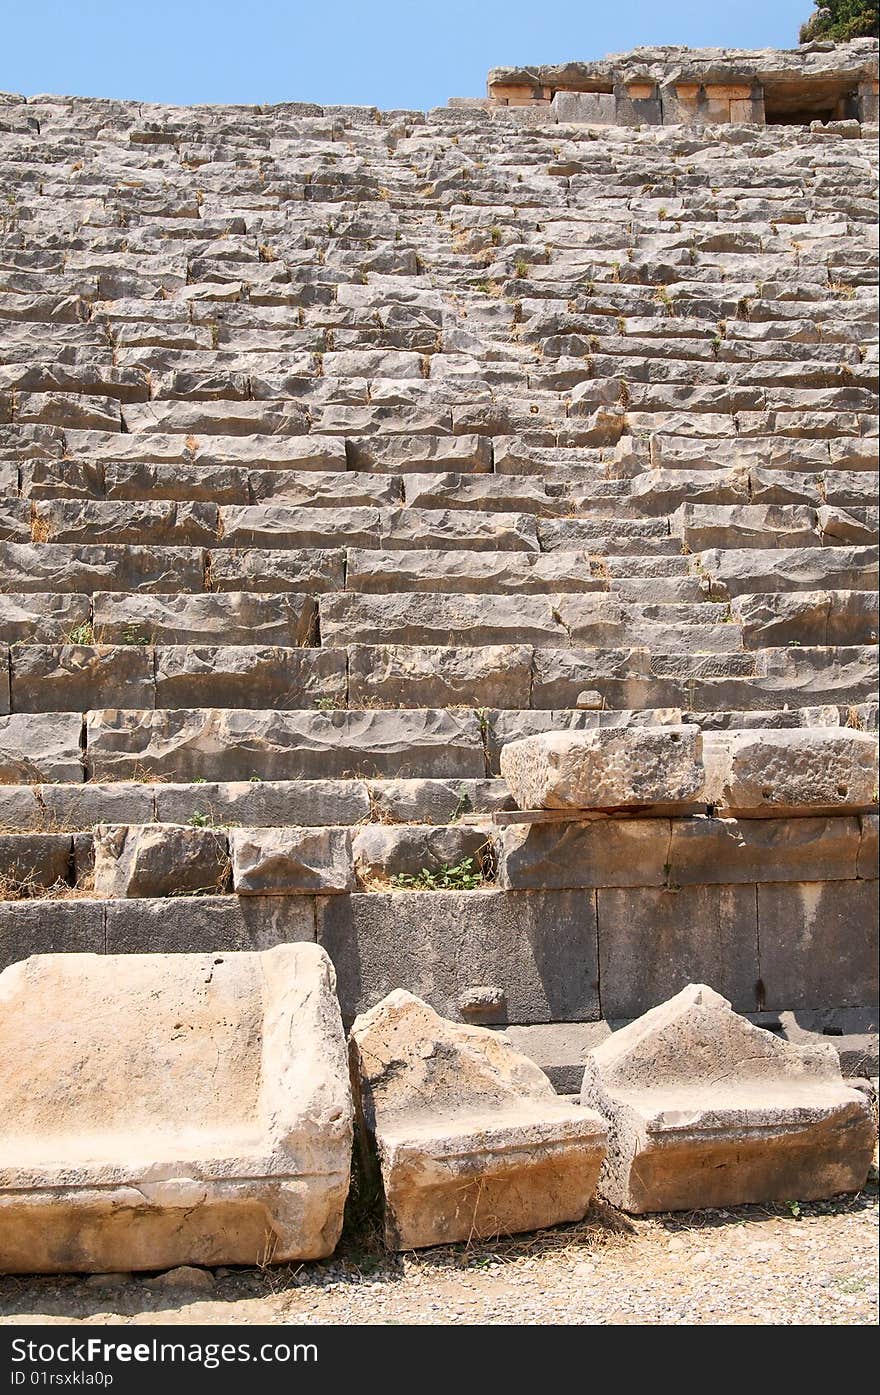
[500, 725, 705, 810]
[0, 943, 352, 1272]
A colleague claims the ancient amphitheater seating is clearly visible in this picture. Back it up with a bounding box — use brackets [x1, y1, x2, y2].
[0, 42, 877, 1087]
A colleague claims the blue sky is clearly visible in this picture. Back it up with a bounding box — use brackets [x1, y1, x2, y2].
[3, 0, 814, 108]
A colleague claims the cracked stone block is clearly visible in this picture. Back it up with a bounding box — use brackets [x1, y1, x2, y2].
[500, 725, 705, 809]
[352, 823, 490, 884]
[580, 984, 875, 1214]
[349, 990, 607, 1250]
[0, 943, 352, 1271]
[93, 825, 230, 897]
[230, 827, 354, 895]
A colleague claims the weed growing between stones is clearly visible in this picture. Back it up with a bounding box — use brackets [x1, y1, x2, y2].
[389, 855, 486, 891]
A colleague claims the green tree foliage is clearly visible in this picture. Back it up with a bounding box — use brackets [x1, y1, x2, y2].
[800, 1, 879, 42]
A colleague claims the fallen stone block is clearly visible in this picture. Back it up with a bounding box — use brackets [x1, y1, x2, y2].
[703, 727, 879, 812]
[93, 824, 230, 898]
[0, 943, 353, 1271]
[500, 725, 705, 809]
[230, 827, 354, 894]
[349, 990, 607, 1251]
[580, 983, 875, 1214]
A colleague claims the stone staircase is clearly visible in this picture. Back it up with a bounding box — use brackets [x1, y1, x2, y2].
[0, 46, 877, 1075]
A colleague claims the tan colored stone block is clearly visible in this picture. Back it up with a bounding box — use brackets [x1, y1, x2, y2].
[581, 984, 874, 1214]
[0, 944, 352, 1271]
[350, 990, 607, 1251]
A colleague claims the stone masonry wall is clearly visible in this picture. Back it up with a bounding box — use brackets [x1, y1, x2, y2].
[0, 45, 877, 1078]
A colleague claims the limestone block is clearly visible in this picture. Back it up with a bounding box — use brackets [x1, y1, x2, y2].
[93, 592, 316, 646]
[0, 713, 84, 784]
[731, 590, 879, 649]
[230, 827, 354, 894]
[350, 990, 607, 1250]
[580, 984, 875, 1214]
[0, 542, 205, 595]
[104, 894, 316, 955]
[702, 727, 878, 812]
[320, 593, 563, 647]
[0, 834, 73, 890]
[0, 944, 353, 1271]
[220, 505, 380, 551]
[500, 726, 705, 810]
[207, 547, 344, 594]
[154, 646, 346, 709]
[0, 592, 90, 644]
[0, 900, 105, 971]
[346, 548, 604, 594]
[32, 500, 218, 546]
[93, 824, 230, 898]
[86, 708, 485, 781]
[155, 779, 371, 828]
[352, 824, 489, 885]
[367, 778, 513, 823]
[757, 880, 879, 1012]
[317, 888, 599, 1026]
[494, 819, 670, 890]
[673, 503, 820, 552]
[10, 645, 155, 713]
[596, 883, 760, 1018]
[347, 643, 532, 708]
[668, 815, 862, 885]
[694, 545, 877, 599]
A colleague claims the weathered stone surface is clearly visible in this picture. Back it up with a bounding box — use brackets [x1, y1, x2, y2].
[580, 984, 875, 1214]
[0, 900, 105, 971]
[93, 593, 316, 646]
[10, 645, 154, 713]
[0, 944, 353, 1271]
[0, 593, 90, 644]
[352, 824, 490, 884]
[367, 777, 513, 823]
[0, 834, 72, 890]
[154, 780, 371, 828]
[494, 819, 670, 890]
[703, 727, 878, 811]
[668, 815, 862, 885]
[500, 726, 705, 809]
[93, 824, 230, 898]
[347, 643, 532, 708]
[597, 883, 760, 1018]
[0, 713, 83, 784]
[154, 646, 346, 709]
[320, 593, 563, 647]
[350, 990, 607, 1250]
[104, 895, 316, 955]
[757, 880, 879, 1011]
[318, 889, 599, 1026]
[86, 709, 485, 781]
[231, 827, 354, 894]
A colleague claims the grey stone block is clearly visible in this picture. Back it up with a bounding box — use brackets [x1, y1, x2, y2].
[10, 645, 155, 713]
[0, 834, 73, 889]
[155, 779, 371, 828]
[757, 880, 879, 1011]
[316, 888, 599, 1026]
[597, 883, 760, 1018]
[104, 894, 315, 954]
[0, 899, 105, 971]
[494, 819, 670, 889]
[669, 815, 862, 885]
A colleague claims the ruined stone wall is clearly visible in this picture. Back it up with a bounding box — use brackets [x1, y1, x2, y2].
[0, 46, 877, 1079]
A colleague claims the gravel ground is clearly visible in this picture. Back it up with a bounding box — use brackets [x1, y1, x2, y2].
[1, 1189, 877, 1327]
